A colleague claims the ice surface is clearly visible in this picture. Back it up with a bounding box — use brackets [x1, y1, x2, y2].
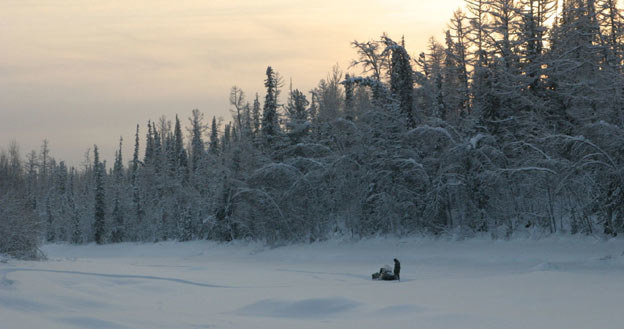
[1, 237, 623, 329]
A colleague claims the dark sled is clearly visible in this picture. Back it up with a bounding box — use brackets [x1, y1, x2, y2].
[372, 267, 397, 281]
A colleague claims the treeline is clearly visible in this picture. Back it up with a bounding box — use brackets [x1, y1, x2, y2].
[2, 0, 624, 256]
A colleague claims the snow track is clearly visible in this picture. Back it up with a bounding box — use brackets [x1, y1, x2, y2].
[1, 268, 230, 288]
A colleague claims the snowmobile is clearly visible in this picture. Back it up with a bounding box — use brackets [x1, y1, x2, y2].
[372, 264, 397, 280]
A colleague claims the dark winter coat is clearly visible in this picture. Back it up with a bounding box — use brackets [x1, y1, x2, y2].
[393, 259, 401, 280]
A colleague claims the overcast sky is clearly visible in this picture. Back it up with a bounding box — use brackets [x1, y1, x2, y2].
[1, 0, 465, 166]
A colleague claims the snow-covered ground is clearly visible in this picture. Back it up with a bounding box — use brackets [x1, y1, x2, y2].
[2, 237, 624, 329]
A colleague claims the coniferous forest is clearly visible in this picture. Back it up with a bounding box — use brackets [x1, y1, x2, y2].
[2, 0, 624, 258]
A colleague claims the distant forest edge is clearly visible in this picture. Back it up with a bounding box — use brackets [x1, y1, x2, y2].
[2, 0, 624, 258]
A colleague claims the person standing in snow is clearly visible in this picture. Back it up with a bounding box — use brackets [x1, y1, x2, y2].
[393, 258, 401, 281]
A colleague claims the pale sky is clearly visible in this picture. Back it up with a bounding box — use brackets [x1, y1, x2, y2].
[1, 0, 465, 166]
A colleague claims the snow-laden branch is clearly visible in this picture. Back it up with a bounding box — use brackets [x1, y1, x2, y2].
[506, 141, 552, 160]
[498, 167, 557, 175]
[231, 188, 286, 224]
[407, 125, 457, 145]
[469, 134, 486, 150]
[391, 158, 424, 170]
[544, 134, 618, 170]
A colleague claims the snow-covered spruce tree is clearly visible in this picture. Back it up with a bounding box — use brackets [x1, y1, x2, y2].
[211, 173, 236, 242]
[151, 117, 187, 241]
[144, 121, 155, 168]
[53, 161, 74, 241]
[68, 168, 82, 244]
[128, 124, 143, 241]
[188, 110, 205, 173]
[209, 116, 219, 155]
[92, 145, 107, 244]
[285, 87, 310, 144]
[135, 121, 157, 240]
[152, 121, 164, 176]
[174, 115, 189, 181]
[45, 193, 56, 241]
[110, 138, 125, 243]
[74, 148, 95, 243]
[44, 158, 73, 242]
[383, 35, 416, 127]
[252, 93, 262, 139]
[222, 122, 231, 152]
[36, 140, 54, 241]
[24, 150, 38, 211]
[261, 66, 281, 146]
[241, 103, 253, 141]
[188, 110, 214, 205]
[38, 140, 51, 199]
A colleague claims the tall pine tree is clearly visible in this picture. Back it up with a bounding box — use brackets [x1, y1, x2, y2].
[92, 145, 106, 244]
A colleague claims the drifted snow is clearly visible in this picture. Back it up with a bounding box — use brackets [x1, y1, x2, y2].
[1, 237, 623, 329]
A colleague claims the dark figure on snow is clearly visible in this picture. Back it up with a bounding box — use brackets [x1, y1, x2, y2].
[393, 258, 401, 281]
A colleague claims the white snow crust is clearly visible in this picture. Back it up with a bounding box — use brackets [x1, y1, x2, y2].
[1, 236, 624, 329]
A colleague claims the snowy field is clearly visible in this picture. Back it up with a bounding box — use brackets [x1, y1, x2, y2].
[2, 237, 624, 329]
